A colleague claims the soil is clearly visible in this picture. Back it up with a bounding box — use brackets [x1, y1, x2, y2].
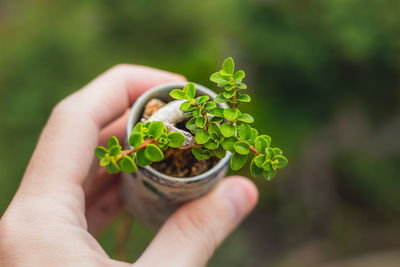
[143, 98, 219, 178]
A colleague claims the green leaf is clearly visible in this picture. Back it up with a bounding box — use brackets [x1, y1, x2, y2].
[234, 141, 250, 155]
[192, 147, 211, 160]
[169, 89, 186, 100]
[144, 144, 164, 162]
[250, 128, 258, 144]
[234, 70, 245, 81]
[210, 72, 230, 85]
[105, 158, 120, 174]
[221, 136, 238, 151]
[214, 93, 228, 103]
[220, 122, 236, 137]
[95, 146, 108, 159]
[195, 95, 209, 104]
[158, 137, 169, 150]
[263, 169, 276, 181]
[167, 132, 185, 148]
[180, 101, 192, 111]
[210, 117, 223, 123]
[223, 90, 236, 99]
[203, 101, 217, 110]
[262, 160, 272, 171]
[238, 124, 252, 140]
[132, 122, 143, 133]
[100, 155, 110, 166]
[265, 148, 275, 159]
[109, 145, 121, 156]
[120, 156, 137, 173]
[237, 83, 247, 89]
[255, 135, 271, 153]
[274, 155, 288, 168]
[204, 139, 219, 150]
[273, 148, 283, 155]
[222, 57, 235, 75]
[230, 152, 248, 171]
[195, 116, 206, 128]
[223, 108, 239, 121]
[215, 146, 227, 159]
[184, 83, 196, 99]
[107, 136, 119, 149]
[250, 158, 264, 177]
[237, 94, 251, 102]
[186, 118, 197, 132]
[192, 108, 201, 117]
[136, 149, 152, 167]
[208, 123, 221, 136]
[129, 132, 143, 149]
[254, 154, 266, 168]
[148, 121, 164, 139]
[237, 113, 254, 123]
[195, 129, 210, 144]
[208, 107, 224, 117]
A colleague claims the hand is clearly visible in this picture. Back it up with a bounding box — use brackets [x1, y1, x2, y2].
[0, 65, 258, 267]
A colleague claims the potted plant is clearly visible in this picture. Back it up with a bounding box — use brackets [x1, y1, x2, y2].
[95, 57, 288, 228]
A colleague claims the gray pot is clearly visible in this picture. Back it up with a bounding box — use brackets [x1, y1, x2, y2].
[121, 82, 231, 229]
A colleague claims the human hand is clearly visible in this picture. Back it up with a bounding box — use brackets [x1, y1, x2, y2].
[0, 65, 258, 267]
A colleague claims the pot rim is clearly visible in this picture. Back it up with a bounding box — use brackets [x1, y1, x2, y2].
[126, 81, 231, 183]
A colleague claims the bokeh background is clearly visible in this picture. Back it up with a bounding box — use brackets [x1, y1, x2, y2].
[1, 0, 400, 266]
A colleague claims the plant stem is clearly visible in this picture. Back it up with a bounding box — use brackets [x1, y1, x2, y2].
[117, 139, 156, 161]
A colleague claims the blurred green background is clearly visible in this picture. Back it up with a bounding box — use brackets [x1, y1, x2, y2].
[1, 0, 400, 266]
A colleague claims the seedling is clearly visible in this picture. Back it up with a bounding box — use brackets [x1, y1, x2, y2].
[95, 57, 288, 180]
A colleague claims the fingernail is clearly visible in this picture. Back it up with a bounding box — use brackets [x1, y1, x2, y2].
[217, 181, 251, 221]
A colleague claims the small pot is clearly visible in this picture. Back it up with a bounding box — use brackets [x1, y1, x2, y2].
[121, 82, 231, 229]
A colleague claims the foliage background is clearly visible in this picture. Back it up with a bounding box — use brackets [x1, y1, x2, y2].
[1, 0, 400, 266]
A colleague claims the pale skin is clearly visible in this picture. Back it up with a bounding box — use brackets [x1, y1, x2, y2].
[0, 65, 258, 267]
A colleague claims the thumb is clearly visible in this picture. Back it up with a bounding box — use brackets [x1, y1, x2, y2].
[136, 176, 258, 267]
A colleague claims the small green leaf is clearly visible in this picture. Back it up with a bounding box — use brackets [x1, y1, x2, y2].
[222, 57, 235, 75]
[136, 149, 152, 167]
[234, 70, 245, 81]
[186, 118, 197, 132]
[221, 136, 238, 151]
[195, 129, 210, 144]
[180, 101, 192, 111]
[223, 108, 239, 121]
[144, 144, 164, 162]
[192, 108, 201, 117]
[184, 83, 196, 99]
[262, 160, 272, 171]
[192, 147, 211, 160]
[195, 116, 206, 128]
[107, 136, 119, 149]
[129, 132, 143, 149]
[263, 169, 276, 181]
[106, 158, 120, 174]
[169, 89, 186, 100]
[167, 132, 185, 148]
[273, 148, 283, 155]
[223, 90, 236, 99]
[215, 146, 227, 159]
[220, 122, 236, 137]
[274, 155, 288, 168]
[120, 156, 138, 173]
[158, 137, 169, 150]
[237, 94, 251, 102]
[254, 154, 266, 168]
[100, 155, 110, 166]
[237, 113, 254, 123]
[250, 158, 264, 177]
[237, 83, 247, 89]
[210, 72, 230, 85]
[265, 148, 275, 159]
[224, 84, 235, 91]
[255, 135, 271, 153]
[250, 128, 258, 144]
[148, 121, 164, 139]
[204, 139, 219, 150]
[95, 146, 108, 159]
[238, 124, 252, 140]
[214, 93, 228, 103]
[234, 141, 250, 155]
[208, 107, 224, 117]
[203, 101, 217, 110]
[230, 152, 248, 171]
[109, 145, 121, 156]
[195, 95, 209, 104]
[210, 117, 223, 123]
[132, 122, 143, 133]
[208, 123, 221, 136]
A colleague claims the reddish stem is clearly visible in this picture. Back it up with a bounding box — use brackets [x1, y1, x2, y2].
[117, 139, 155, 160]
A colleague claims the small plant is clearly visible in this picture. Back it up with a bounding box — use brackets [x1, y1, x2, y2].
[95, 57, 288, 180]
